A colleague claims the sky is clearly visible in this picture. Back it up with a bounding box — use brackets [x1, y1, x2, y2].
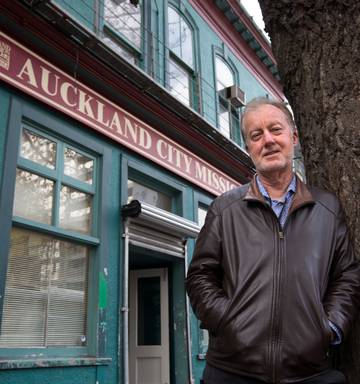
[240, 0, 270, 41]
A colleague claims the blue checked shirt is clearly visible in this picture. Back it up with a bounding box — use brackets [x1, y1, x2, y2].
[256, 175, 296, 229]
[256, 174, 342, 345]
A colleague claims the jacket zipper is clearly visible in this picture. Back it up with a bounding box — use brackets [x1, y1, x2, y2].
[253, 203, 284, 382]
[271, 206, 307, 382]
[270, 226, 284, 383]
[249, 196, 313, 382]
[271, 208, 304, 382]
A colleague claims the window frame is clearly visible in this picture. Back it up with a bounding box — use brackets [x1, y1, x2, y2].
[166, 4, 199, 110]
[213, 51, 243, 146]
[123, 157, 187, 217]
[0, 98, 111, 361]
[15, 124, 98, 237]
[168, 54, 194, 108]
[167, 5, 194, 69]
[99, 0, 145, 67]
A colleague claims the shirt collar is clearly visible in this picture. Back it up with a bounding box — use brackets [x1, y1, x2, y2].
[256, 174, 296, 203]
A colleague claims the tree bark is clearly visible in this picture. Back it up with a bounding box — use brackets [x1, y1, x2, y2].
[258, 1, 360, 382]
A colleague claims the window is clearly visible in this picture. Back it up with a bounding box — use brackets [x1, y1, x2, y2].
[0, 228, 89, 347]
[215, 55, 245, 147]
[168, 7, 193, 68]
[0, 125, 98, 350]
[197, 205, 207, 228]
[102, 0, 142, 64]
[168, 60, 191, 107]
[215, 56, 236, 138]
[167, 6, 196, 107]
[125, 159, 185, 216]
[128, 179, 172, 212]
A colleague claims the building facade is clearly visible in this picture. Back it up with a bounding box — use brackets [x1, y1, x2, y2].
[0, 1, 288, 383]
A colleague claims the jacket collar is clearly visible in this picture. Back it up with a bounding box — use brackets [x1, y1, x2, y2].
[243, 174, 315, 212]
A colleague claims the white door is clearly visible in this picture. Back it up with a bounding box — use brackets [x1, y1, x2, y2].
[129, 268, 170, 384]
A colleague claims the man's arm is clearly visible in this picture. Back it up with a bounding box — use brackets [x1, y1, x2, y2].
[323, 205, 360, 340]
[186, 202, 231, 334]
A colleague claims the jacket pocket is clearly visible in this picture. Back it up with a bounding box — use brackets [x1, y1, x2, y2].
[320, 308, 332, 350]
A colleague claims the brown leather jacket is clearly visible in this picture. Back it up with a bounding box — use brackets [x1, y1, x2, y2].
[186, 176, 360, 383]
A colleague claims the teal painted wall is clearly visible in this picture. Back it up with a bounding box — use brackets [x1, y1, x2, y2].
[54, 0, 96, 31]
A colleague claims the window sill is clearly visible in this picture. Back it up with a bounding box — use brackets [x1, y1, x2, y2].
[0, 357, 112, 370]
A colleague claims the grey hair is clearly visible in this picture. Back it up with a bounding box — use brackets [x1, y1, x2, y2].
[241, 97, 296, 143]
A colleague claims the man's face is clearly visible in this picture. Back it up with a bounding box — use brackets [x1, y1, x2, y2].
[243, 105, 298, 177]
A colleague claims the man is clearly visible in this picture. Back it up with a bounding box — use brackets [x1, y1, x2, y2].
[186, 98, 360, 383]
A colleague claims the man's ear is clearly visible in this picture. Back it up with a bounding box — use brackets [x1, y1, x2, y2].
[293, 130, 299, 145]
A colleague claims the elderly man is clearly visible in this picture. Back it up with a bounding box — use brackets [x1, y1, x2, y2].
[186, 98, 360, 384]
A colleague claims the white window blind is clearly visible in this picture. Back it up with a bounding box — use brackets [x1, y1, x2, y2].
[0, 227, 89, 347]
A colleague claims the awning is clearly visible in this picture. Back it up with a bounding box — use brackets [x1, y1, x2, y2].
[121, 200, 201, 257]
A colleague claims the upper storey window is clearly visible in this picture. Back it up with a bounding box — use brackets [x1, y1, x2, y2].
[167, 6, 195, 107]
[168, 6, 193, 68]
[216, 57, 235, 92]
[103, 0, 142, 64]
[215, 56, 236, 138]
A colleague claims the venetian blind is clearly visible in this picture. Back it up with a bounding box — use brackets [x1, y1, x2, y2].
[0, 227, 88, 347]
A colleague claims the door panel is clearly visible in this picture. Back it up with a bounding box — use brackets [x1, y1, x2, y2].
[129, 268, 170, 384]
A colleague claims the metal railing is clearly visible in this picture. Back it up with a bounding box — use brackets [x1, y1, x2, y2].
[52, 0, 248, 148]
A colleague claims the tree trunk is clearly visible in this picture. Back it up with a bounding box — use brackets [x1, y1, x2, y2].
[258, 1, 360, 382]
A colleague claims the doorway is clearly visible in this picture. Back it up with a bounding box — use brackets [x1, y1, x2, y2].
[121, 200, 200, 384]
[129, 268, 170, 384]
